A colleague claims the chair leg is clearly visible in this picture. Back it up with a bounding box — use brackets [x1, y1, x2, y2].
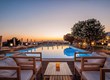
[74, 67, 76, 75]
[35, 74, 37, 80]
[81, 76, 83, 80]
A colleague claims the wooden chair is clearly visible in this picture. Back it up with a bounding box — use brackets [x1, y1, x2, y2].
[74, 51, 91, 62]
[12, 52, 42, 75]
[100, 68, 110, 80]
[0, 56, 35, 80]
[74, 51, 92, 75]
[74, 52, 106, 80]
[81, 57, 110, 80]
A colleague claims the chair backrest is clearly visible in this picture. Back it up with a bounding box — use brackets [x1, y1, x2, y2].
[0, 57, 17, 77]
[91, 52, 102, 56]
[3, 58, 17, 66]
[97, 52, 110, 68]
[104, 57, 110, 68]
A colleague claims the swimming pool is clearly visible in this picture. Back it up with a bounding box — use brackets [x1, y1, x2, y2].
[6, 45, 91, 58]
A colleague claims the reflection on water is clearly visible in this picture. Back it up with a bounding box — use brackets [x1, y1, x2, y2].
[6, 45, 90, 58]
[19, 45, 85, 58]
[42, 47, 43, 50]
[57, 45, 58, 49]
[18, 45, 73, 58]
[47, 46, 49, 50]
[41, 45, 63, 50]
[52, 46, 54, 49]
[64, 47, 75, 56]
[62, 45, 63, 48]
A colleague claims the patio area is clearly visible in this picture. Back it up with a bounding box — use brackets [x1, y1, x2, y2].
[1, 51, 109, 80]
[41, 60, 74, 80]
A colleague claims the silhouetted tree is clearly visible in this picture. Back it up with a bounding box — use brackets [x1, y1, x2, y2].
[64, 33, 74, 45]
[71, 18, 105, 46]
[7, 37, 21, 46]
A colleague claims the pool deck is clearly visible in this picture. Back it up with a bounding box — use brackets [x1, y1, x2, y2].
[0, 45, 109, 80]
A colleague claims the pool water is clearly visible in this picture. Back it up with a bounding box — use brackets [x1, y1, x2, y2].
[6, 45, 91, 58]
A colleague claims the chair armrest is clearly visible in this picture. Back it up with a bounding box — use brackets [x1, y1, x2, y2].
[25, 52, 42, 61]
[0, 66, 20, 70]
[12, 53, 42, 73]
[84, 63, 103, 65]
[12, 56, 36, 66]
[100, 68, 110, 80]
[0, 55, 5, 58]
[0, 66, 21, 80]
[24, 52, 41, 54]
[74, 51, 91, 62]
[13, 52, 42, 61]
[12, 56, 37, 58]
[101, 68, 110, 72]
[81, 57, 106, 71]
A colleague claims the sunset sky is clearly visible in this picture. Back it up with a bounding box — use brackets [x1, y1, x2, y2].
[0, 0, 110, 41]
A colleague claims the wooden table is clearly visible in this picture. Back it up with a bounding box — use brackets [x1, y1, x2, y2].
[44, 62, 73, 80]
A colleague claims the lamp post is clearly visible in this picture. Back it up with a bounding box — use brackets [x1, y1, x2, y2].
[13, 38, 16, 47]
[21, 38, 23, 46]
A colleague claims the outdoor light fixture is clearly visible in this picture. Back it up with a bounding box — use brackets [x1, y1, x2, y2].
[108, 43, 110, 46]
[83, 42, 86, 45]
[10, 43, 13, 47]
[25, 42, 28, 46]
[79, 42, 81, 45]
[83, 42, 87, 46]
[91, 42, 95, 46]
[106, 36, 110, 40]
[56, 62, 60, 71]
[33, 42, 36, 45]
[102, 42, 104, 45]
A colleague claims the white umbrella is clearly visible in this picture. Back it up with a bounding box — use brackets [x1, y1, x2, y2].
[26, 39, 28, 46]
[13, 37, 16, 46]
[30, 39, 32, 45]
[21, 38, 23, 46]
